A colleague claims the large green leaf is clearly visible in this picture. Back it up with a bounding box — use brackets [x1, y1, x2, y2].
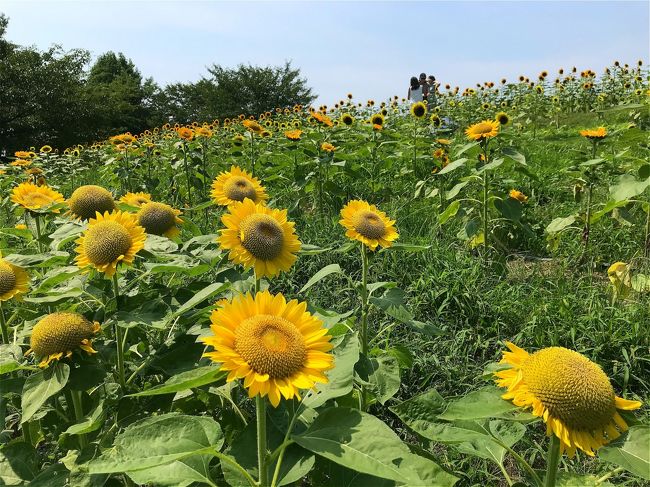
[437, 386, 518, 421]
[545, 215, 576, 235]
[172, 281, 230, 317]
[300, 264, 342, 293]
[363, 354, 400, 405]
[21, 363, 70, 424]
[437, 158, 467, 175]
[85, 414, 223, 474]
[439, 200, 460, 224]
[293, 407, 457, 485]
[129, 366, 227, 397]
[599, 425, 650, 480]
[609, 174, 650, 201]
[0, 442, 38, 485]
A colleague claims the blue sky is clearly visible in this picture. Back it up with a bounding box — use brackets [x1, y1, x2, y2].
[2, 1, 648, 105]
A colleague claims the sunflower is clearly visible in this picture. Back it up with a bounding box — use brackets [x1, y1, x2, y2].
[232, 134, 245, 147]
[311, 111, 334, 127]
[75, 210, 146, 277]
[495, 342, 642, 457]
[0, 258, 29, 301]
[285, 129, 302, 141]
[14, 151, 33, 159]
[430, 114, 442, 127]
[28, 312, 100, 368]
[39, 145, 53, 154]
[433, 148, 446, 159]
[410, 101, 427, 119]
[341, 113, 354, 126]
[579, 127, 607, 140]
[10, 159, 32, 167]
[465, 120, 500, 141]
[495, 112, 510, 126]
[11, 182, 64, 212]
[436, 138, 451, 146]
[339, 200, 399, 251]
[177, 127, 194, 141]
[195, 126, 213, 138]
[119, 192, 152, 208]
[370, 113, 385, 127]
[201, 290, 334, 407]
[509, 189, 528, 203]
[321, 142, 336, 153]
[211, 166, 268, 207]
[218, 199, 301, 278]
[68, 185, 116, 220]
[137, 202, 183, 238]
[242, 120, 263, 134]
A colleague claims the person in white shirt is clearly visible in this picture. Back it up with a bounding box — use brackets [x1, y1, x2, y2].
[408, 76, 423, 102]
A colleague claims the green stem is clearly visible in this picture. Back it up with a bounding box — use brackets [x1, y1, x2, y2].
[256, 395, 268, 487]
[112, 273, 126, 390]
[413, 125, 417, 177]
[182, 142, 193, 208]
[214, 449, 258, 487]
[645, 203, 650, 258]
[544, 434, 561, 487]
[482, 146, 490, 258]
[70, 389, 87, 448]
[500, 442, 543, 487]
[251, 135, 256, 177]
[34, 213, 44, 252]
[595, 467, 625, 484]
[359, 243, 369, 411]
[582, 183, 593, 257]
[0, 301, 9, 344]
[22, 421, 32, 445]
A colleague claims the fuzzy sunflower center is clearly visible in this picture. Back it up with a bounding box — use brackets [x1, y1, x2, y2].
[240, 214, 285, 261]
[522, 347, 616, 431]
[413, 105, 425, 117]
[139, 204, 176, 235]
[30, 312, 95, 358]
[23, 192, 54, 208]
[473, 123, 496, 135]
[0, 262, 17, 295]
[69, 186, 115, 220]
[235, 314, 306, 379]
[224, 176, 257, 202]
[83, 221, 133, 265]
[352, 210, 386, 239]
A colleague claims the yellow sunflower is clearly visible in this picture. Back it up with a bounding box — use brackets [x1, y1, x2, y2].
[137, 202, 183, 238]
[11, 182, 65, 212]
[495, 111, 510, 125]
[579, 127, 607, 140]
[495, 342, 642, 457]
[68, 185, 116, 220]
[509, 189, 528, 203]
[119, 192, 152, 208]
[242, 120, 263, 134]
[410, 101, 427, 119]
[285, 129, 302, 141]
[210, 166, 268, 207]
[10, 159, 32, 167]
[75, 210, 146, 277]
[321, 142, 336, 153]
[28, 312, 100, 368]
[341, 113, 354, 126]
[218, 199, 301, 278]
[201, 290, 334, 407]
[39, 145, 53, 154]
[465, 120, 500, 141]
[370, 113, 385, 127]
[339, 200, 399, 251]
[0, 258, 29, 301]
[177, 127, 194, 141]
[14, 151, 33, 159]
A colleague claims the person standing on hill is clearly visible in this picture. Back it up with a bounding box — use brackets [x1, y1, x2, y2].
[427, 75, 437, 106]
[408, 76, 423, 102]
[419, 72, 430, 99]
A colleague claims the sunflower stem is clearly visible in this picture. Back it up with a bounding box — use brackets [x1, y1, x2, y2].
[112, 273, 126, 390]
[359, 243, 369, 412]
[182, 141, 193, 209]
[34, 213, 44, 253]
[250, 134, 256, 178]
[0, 301, 9, 344]
[70, 389, 87, 449]
[256, 395, 269, 487]
[544, 434, 561, 487]
[482, 142, 490, 260]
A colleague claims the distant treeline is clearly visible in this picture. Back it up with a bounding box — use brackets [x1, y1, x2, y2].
[0, 14, 316, 152]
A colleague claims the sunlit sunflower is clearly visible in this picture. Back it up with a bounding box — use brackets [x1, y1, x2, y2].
[75, 210, 146, 277]
[137, 202, 183, 238]
[370, 113, 385, 127]
[11, 182, 65, 212]
[177, 127, 194, 140]
[579, 127, 607, 140]
[14, 151, 33, 159]
[341, 114, 354, 126]
[285, 129, 302, 141]
[68, 185, 116, 220]
[211, 166, 268, 207]
[321, 142, 336, 153]
[242, 120, 263, 134]
[201, 290, 334, 407]
[311, 111, 334, 127]
[410, 101, 427, 119]
[28, 312, 100, 368]
[495, 342, 642, 457]
[436, 138, 451, 146]
[0, 258, 29, 301]
[495, 112, 510, 126]
[465, 120, 500, 141]
[119, 192, 152, 208]
[218, 199, 301, 278]
[10, 159, 32, 167]
[195, 126, 213, 138]
[339, 200, 399, 251]
[509, 189, 528, 203]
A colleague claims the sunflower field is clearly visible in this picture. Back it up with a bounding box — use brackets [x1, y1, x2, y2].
[1, 62, 649, 487]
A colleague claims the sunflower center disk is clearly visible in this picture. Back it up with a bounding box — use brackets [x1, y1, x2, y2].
[352, 210, 386, 239]
[139, 205, 176, 235]
[31, 312, 94, 357]
[0, 263, 17, 295]
[70, 187, 115, 219]
[240, 214, 284, 261]
[522, 347, 616, 431]
[84, 221, 134, 265]
[25, 193, 54, 207]
[224, 176, 257, 202]
[234, 315, 307, 379]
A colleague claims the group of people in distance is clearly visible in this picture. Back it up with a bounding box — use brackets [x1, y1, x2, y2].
[408, 72, 437, 106]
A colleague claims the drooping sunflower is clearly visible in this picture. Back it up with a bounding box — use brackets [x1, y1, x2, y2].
[28, 312, 100, 368]
[218, 199, 301, 278]
[242, 120, 263, 134]
[509, 189, 528, 203]
[11, 182, 64, 212]
[68, 185, 116, 220]
[495, 112, 510, 126]
[211, 166, 268, 207]
[201, 290, 334, 407]
[465, 120, 500, 141]
[137, 202, 183, 238]
[495, 342, 642, 457]
[339, 200, 399, 251]
[579, 127, 607, 140]
[75, 210, 146, 277]
[430, 114, 442, 127]
[410, 101, 427, 119]
[119, 192, 152, 208]
[0, 258, 29, 301]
